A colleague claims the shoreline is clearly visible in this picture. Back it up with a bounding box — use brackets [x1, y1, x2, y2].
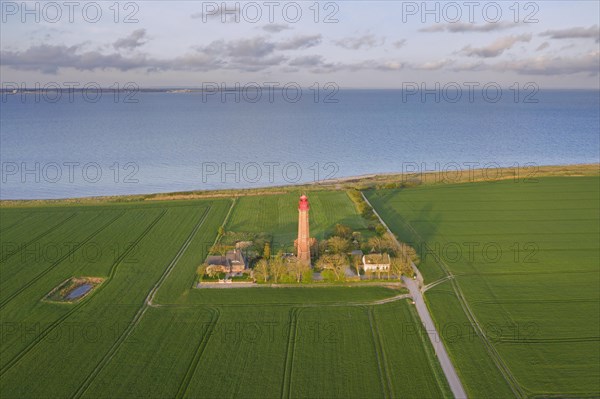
[1, 162, 598, 207]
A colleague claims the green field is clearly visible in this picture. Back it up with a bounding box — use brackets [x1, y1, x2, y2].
[0, 196, 450, 398]
[2, 175, 598, 398]
[226, 191, 371, 250]
[366, 176, 600, 398]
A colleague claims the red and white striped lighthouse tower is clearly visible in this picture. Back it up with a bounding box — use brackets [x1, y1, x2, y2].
[297, 194, 311, 264]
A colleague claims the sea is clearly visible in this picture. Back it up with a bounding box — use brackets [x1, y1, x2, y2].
[1, 89, 598, 200]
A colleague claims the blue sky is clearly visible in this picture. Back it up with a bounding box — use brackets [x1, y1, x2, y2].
[1, 1, 599, 88]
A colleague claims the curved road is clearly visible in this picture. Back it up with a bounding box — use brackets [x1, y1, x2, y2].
[362, 193, 467, 399]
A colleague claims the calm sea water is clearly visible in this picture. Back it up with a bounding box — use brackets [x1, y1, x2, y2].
[1, 89, 598, 200]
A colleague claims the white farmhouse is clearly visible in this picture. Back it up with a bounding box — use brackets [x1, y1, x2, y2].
[362, 253, 391, 272]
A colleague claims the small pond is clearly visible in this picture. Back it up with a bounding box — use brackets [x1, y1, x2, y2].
[66, 284, 93, 300]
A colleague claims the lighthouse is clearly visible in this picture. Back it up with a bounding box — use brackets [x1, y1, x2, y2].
[297, 194, 311, 264]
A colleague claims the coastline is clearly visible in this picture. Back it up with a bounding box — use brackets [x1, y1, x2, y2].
[1, 163, 598, 207]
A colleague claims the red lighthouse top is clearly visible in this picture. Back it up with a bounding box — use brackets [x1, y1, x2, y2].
[298, 194, 309, 211]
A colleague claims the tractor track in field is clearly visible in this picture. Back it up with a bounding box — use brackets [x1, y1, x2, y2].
[0, 210, 166, 377]
[397, 196, 526, 398]
[387, 194, 526, 398]
[175, 306, 220, 399]
[367, 306, 394, 399]
[0, 212, 78, 263]
[150, 292, 411, 309]
[0, 211, 125, 311]
[362, 193, 468, 399]
[280, 307, 301, 399]
[0, 213, 34, 234]
[278, 299, 407, 399]
[71, 207, 211, 399]
[423, 275, 455, 292]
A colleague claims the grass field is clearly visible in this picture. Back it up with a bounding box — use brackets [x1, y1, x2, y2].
[366, 176, 600, 398]
[225, 190, 371, 250]
[0, 195, 451, 398]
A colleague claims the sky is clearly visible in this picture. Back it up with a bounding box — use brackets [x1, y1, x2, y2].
[1, 1, 599, 89]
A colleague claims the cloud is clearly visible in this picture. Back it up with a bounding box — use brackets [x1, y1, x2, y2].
[199, 35, 320, 59]
[276, 35, 322, 50]
[333, 34, 385, 50]
[451, 52, 600, 76]
[190, 5, 240, 22]
[0, 39, 281, 74]
[493, 52, 600, 75]
[540, 25, 599, 41]
[194, 36, 300, 71]
[460, 34, 532, 58]
[288, 55, 404, 73]
[559, 43, 577, 51]
[162, 53, 223, 72]
[289, 55, 325, 67]
[205, 37, 276, 58]
[420, 22, 520, 33]
[0, 44, 160, 74]
[392, 39, 406, 49]
[450, 61, 485, 72]
[113, 29, 148, 50]
[262, 24, 291, 33]
[536, 42, 549, 52]
[411, 59, 454, 70]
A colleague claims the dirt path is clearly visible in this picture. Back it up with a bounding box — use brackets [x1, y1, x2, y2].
[361, 193, 468, 399]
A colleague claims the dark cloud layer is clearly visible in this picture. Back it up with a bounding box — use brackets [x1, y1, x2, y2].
[262, 24, 292, 33]
[2, 34, 324, 74]
[1, 44, 157, 74]
[540, 25, 599, 41]
[276, 35, 322, 50]
[113, 29, 148, 50]
[460, 34, 532, 58]
[421, 22, 521, 33]
[452, 52, 599, 76]
[333, 34, 385, 50]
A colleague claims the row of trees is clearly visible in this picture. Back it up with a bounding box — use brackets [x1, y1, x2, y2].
[316, 252, 414, 282]
[318, 231, 398, 256]
[314, 220, 420, 280]
[252, 256, 312, 283]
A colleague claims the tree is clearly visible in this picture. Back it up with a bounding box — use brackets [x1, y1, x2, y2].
[236, 241, 252, 250]
[368, 236, 385, 254]
[206, 265, 223, 279]
[316, 254, 348, 282]
[317, 239, 329, 256]
[301, 268, 313, 283]
[375, 224, 387, 236]
[218, 226, 225, 236]
[351, 231, 363, 249]
[350, 255, 362, 276]
[211, 243, 230, 263]
[287, 259, 310, 283]
[334, 224, 352, 239]
[390, 255, 414, 279]
[328, 236, 350, 255]
[400, 242, 420, 265]
[197, 263, 208, 280]
[253, 259, 269, 283]
[269, 257, 287, 284]
[263, 242, 271, 259]
[368, 235, 394, 255]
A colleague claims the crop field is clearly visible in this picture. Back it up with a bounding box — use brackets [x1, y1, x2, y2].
[366, 176, 600, 398]
[226, 191, 371, 250]
[0, 194, 450, 398]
